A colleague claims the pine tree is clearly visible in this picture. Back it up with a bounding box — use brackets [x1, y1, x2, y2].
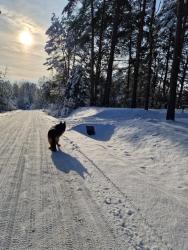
[131, 0, 147, 108]
[177, 53, 188, 108]
[95, 0, 106, 105]
[144, 0, 156, 110]
[166, 0, 188, 120]
[63, 65, 89, 114]
[90, 0, 95, 105]
[103, 0, 131, 106]
[43, 0, 188, 110]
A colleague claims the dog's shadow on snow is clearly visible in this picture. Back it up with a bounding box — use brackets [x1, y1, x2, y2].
[51, 149, 89, 179]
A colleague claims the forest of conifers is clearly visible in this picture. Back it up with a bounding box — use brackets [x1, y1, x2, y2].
[44, 0, 188, 120]
[1, 0, 188, 120]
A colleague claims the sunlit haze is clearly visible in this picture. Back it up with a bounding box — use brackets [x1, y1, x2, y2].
[0, 0, 68, 82]
[19, 31, 33, 46]
[0, 0, 161, 82]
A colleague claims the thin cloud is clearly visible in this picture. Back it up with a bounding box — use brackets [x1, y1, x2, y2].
[0, 5, 44, 35]
[0, 5, 47, 82]
[0, 1, 68, 82]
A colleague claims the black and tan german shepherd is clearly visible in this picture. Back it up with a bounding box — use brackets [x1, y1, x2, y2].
[48, 121, 66, 151]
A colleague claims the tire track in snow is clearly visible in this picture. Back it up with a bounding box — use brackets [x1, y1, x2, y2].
[63, 135, 172, 250]
[0, 116, 21, 163]
[42, 114, 120, 250]
[39, 115, 79, 249]
[8, 114, 42, 250]
[0, 116, 32, 249]
[66, 176, 125, 250]
[0, 111, 172, 249]
[0, 119, 26, 190]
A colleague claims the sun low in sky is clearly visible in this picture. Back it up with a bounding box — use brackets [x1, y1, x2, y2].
[19, 31, 33, 46]
[0, 0, 67, 81]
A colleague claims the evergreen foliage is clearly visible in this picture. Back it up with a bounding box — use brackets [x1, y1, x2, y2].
[42, 0, 188, 119]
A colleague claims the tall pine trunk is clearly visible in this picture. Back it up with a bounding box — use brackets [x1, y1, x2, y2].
[166, 0, 187, 120]
[131, 0, 147, 108]
[90, 0, 95, 105]
[163, 30, 172, 100]
[103, 0, 131, 106]
[126, 31, 133, 104]
[102, 0, 120, 106]
[177, 55, 188, 108]
[95, 0, 106, 105]
[151, 61, 159, 108]
[144, 0, 156, 110]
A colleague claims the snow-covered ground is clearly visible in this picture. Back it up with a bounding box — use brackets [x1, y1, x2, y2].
[0, 108, 187, 249]
[0, 110, 21, 117]
[63, 107, 188, 250]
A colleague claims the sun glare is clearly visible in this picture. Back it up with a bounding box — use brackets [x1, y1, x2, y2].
[19, 31, 33, 46]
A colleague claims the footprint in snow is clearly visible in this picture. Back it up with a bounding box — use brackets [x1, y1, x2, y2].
[140, 166, 146, 170]
[105, 197, 112, 205]
[124, 152, 131, 156]
[113, 208, 121, 217]
[127, 210, 133, 216]
[152, 133, 160, 136]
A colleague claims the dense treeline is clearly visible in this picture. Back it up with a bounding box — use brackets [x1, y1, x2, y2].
[0, 70, 13, 111]
[43, 0, 188, 119]
[0, 71, 42, 111]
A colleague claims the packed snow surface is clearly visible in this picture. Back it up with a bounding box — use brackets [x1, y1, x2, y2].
[65, 107, 188, 250]
[0, 108, 187, 250]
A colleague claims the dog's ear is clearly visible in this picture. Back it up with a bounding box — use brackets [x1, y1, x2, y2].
[60, 121, 62, 124]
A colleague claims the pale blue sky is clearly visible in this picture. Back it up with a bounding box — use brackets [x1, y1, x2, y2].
[0, 0, 162, 82]
[0, 0, 68, 82]
[156, 0, 162, 10]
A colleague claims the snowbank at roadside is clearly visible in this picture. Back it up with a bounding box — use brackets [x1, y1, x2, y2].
[63, 107, 188, 249]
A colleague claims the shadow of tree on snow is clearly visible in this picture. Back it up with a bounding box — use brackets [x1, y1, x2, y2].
[71, 123, 115, 141]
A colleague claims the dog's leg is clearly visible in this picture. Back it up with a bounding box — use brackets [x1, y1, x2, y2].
[48, 137, 52, 149]
[48, 137, 57, 151]
[56, 137, 61, 147]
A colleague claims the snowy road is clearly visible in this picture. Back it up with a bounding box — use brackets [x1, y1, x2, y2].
[0, 110, 179, 249]
[0, 111, 117, 250]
